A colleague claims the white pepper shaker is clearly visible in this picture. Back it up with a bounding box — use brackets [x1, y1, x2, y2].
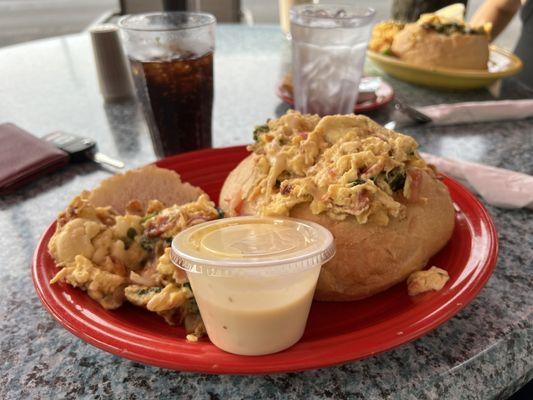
[90, 24, 135, 101]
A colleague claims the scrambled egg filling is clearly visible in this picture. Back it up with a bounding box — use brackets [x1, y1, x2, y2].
[49, 192, 219, 339]
[369, 20, 405, 54]
[247, 111, 430, 225]
[407, 266, 450, 296]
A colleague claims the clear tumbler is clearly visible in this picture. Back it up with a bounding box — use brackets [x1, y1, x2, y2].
[290, 4, 375, 116]
[119, 12, 215, 157]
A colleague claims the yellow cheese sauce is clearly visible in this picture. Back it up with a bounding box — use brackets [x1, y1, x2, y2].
[172, 217, 335, 355]
[190, 267, 320, 355]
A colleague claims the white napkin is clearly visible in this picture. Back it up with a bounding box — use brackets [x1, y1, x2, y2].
[421, 152, 533, 209]
[394, 99, 533, 126]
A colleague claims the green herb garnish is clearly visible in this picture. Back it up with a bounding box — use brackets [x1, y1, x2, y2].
[253, 124, 269, 141]
[137, 287, 162, 296]
[386, 169, 406, 192]
[349, 178, 366, 187]
[216, 207, 225, 219]
[140, 235, 155, 251]
[127, 227, 137, 240]
[141, 212, 158, 223]
[278, 137, 289, 145]
[186, 298, 199, 314]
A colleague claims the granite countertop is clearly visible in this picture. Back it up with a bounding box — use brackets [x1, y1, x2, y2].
[0, 25, 532, 399]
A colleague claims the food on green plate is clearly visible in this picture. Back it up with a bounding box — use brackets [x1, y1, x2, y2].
[48, 166, 220, 340]
[219, 111, 455, 301]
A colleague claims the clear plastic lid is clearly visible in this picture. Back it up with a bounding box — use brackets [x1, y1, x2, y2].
[171, 216, 335, 277]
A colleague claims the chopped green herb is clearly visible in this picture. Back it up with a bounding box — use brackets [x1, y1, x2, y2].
[186, 298, 199, 314]
[137, 287, 162, 296]
[123, 238, 132, 250]
[253, 124, 269, 141]
[278, 137, 289, 145]
[216, 207, 225, 219]
[349, 178, 366, 187]
[141, 212, 158, 223]
[126, 227, 137, 240]
[422, 22, 485, 36]
[140, 235, 155, 251]
[387, 169, 406, 192]
[183, 282, 192, 290]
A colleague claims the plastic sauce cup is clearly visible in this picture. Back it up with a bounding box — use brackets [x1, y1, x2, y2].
[171, 216, 335, 356]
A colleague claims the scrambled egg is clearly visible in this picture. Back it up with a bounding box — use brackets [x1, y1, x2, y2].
[50, 255, 127, 309]
[407, 266, 450, 296]
[247, 111, 431, 225]
[369, 21, 405, 54]
[49, 193, 218, 339]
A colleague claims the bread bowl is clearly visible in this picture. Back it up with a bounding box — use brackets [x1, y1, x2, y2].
[220, 111, 455, 301]
[369, 5, 490, 70]
[390, 17, 490, 70]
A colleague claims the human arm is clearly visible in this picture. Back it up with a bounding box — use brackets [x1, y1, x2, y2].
[470, 0, 522, 39]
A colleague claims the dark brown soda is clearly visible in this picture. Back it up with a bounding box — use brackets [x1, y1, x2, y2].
[130, 52, 213, 157]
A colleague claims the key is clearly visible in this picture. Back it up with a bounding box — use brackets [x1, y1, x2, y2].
[42, 132, 124, 169]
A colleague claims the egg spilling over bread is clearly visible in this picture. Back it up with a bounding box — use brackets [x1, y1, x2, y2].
[220, 111, 455, 301]
[370, 4, 491, 70]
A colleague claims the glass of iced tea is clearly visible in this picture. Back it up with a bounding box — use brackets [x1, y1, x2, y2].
[119, 12, 215, 157]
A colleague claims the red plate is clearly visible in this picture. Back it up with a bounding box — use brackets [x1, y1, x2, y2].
[32, 145, 498, 374]
[276, 77, 395, 113]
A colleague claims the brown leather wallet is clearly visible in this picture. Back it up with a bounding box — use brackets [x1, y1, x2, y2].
[0, 123, 69, 194]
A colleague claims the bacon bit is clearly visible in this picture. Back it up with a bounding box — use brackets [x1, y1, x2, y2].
[280, 184, 293, 195]
[328, 168, 337, 177]
[146, 199, 165, 214]
[234, 198, 244, 215]
[144, 215, 170, 237]
[57, 205, 80, 228]
[299, 131, 308, 139]
[96, 209, 116, 226]
[107, 258, 127, 276]
[126, 199, 144, 215]
[354, 190, 371, 214]
[57, 212, 68, 228]
[229, 190, 244, 216]
[408, 169, 423, 203]
[363, 161, 384, 178]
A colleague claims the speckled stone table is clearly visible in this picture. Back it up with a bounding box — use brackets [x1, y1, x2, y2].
[0, 25, 532, 400]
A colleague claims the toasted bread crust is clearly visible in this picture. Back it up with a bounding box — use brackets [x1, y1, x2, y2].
[391, 24, 489, 70]
[220, 155, 455, 301]
[88, 165, 204, 213]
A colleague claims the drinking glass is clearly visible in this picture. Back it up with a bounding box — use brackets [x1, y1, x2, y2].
[119, 12, 215, 158]
[290, 4, 375, 116]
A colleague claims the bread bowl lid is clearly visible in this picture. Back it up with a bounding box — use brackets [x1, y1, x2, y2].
[171, 216, 335, 276]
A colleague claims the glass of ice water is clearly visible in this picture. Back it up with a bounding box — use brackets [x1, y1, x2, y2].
[290, 4, 375, 116]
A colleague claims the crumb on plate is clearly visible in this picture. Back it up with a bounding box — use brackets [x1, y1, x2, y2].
[407, 266, 450, 296]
